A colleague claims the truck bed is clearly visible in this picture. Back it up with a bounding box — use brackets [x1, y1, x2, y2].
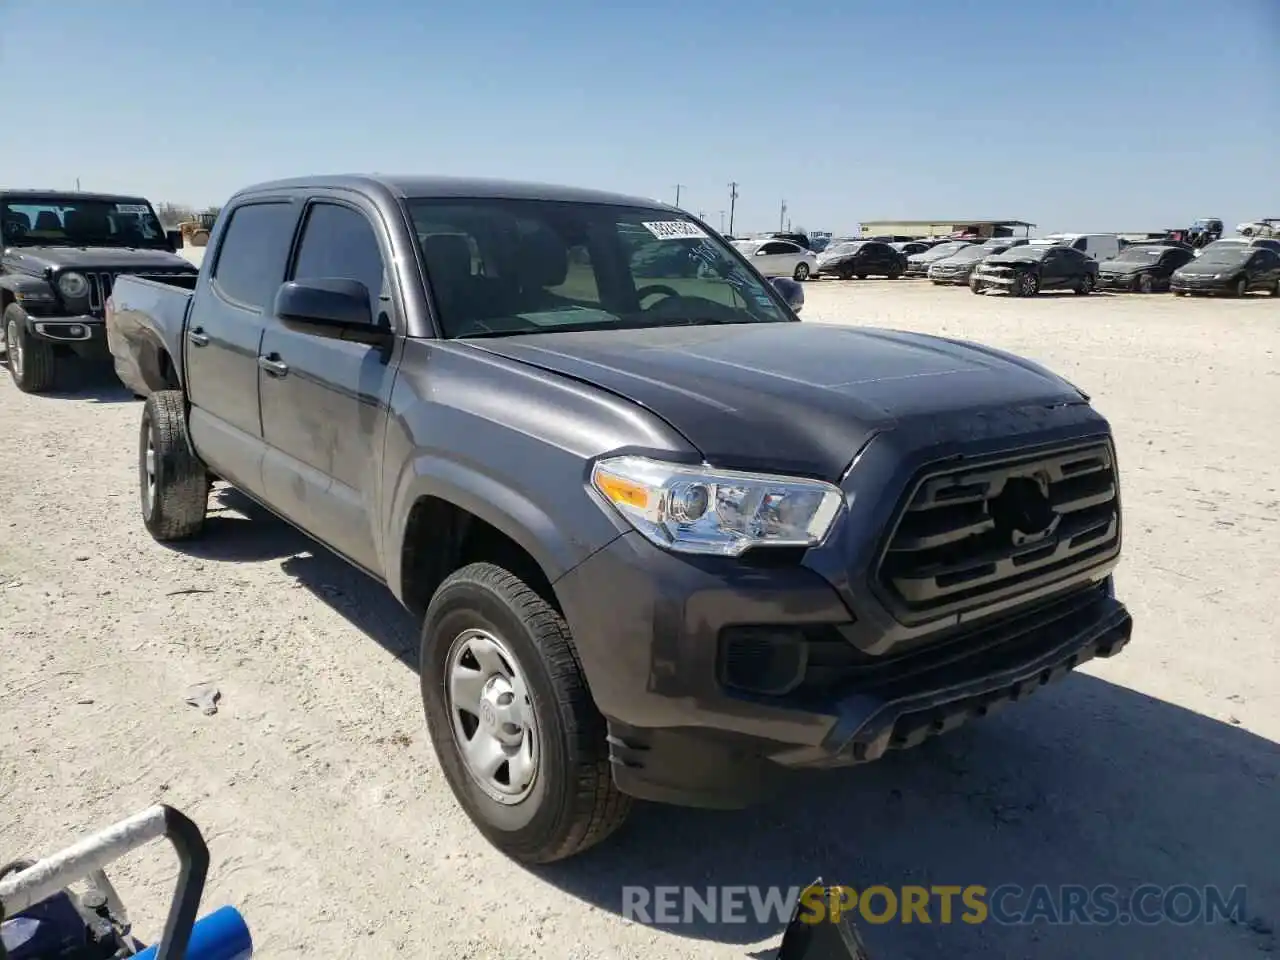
[105, 274, 197, 396]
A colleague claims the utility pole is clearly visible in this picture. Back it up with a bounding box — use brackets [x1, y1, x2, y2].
[779, 199, 787, 232]
[697, 210, 707, 221]
[727, 182, 739, 237]
[75, 178, 81, 191]
[718, 210, 726, 233]
[673, 184, 686, 208]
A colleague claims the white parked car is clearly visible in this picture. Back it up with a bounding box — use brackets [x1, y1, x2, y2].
[1034, 233, 1122, 261]
[733, 238, 819, 281]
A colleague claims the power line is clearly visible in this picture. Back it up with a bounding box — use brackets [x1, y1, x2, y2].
[728, 182, 739, 236]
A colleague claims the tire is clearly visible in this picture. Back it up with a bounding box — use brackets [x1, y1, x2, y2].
[792, 262, 810, 281]
[888, 269, 902, 279]
[970, 279, 983, 294]
[838, 267, 853, 280]
[139, 390, 209, 541]
[4, 304, 57, 394]
[1017, 272, 1039, 297]
[855, 273, 868, 280]
[1270, 281, 1280, 297]
[1138, 273, 1155, 294]
[1233, 277, 1248, 298]
[1075, 274, 1095, 296]
[420, 562, 631, 864]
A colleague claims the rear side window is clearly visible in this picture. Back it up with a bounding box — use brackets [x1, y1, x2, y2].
[291, 202, 387, 303]
[211, 202, 297, 310]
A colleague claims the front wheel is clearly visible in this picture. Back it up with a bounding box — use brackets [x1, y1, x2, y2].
[1233, 276, 1249, 298]
[1017, 272, 1040, 297]
[4, 304, 57, 394]
[1138, 273, 1155, 294]
[970, 279, 984, 294]
[139, 390, 209, 541]
[855, 273, 868, 280]
[793, 262, 810, 281]
[420, 563, 631, 864]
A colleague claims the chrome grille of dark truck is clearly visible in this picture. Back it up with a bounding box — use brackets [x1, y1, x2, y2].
[87, 270, 193, 313]
[876, 441, 1120, 623]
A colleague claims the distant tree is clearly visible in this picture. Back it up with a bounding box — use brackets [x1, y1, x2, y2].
[153, 202, 195, 228]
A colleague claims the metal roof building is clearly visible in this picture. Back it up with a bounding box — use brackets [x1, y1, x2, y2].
[859, 219, 1036, 239]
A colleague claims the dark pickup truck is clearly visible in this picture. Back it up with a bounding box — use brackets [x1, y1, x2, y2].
[1, 190, 195, 393]
[108, 174, 1132, 865]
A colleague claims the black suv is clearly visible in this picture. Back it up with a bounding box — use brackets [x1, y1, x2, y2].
[971, 243, 1098, 296]
[0, 190, 196, 393]
[814, 239, 905, 279]
[1097, 244, 1195, 293]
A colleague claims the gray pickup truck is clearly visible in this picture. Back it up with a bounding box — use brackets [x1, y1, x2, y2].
[107, 174, 1132, 864]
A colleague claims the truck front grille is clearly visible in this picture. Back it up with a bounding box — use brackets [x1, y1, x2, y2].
[876, 440, 1121, 624]
[86, 269, 194, 314]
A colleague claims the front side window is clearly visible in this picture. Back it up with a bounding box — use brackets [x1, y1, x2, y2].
[291, 203, 386, 306]
[1, 196, 167, 248]
[406, 199, 793, 338]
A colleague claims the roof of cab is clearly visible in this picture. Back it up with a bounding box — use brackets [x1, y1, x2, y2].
[1, 188, 152, 204]
[232, 174, 673, 210]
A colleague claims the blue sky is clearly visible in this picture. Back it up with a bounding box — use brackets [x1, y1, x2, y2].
[2, 0, 1277, 235]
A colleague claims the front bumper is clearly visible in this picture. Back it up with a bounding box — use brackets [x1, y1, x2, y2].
[928, 268, 971, 285]
[903, 263, 932, 277]
[555, 418, 1129, 808]
[1170, 277, 1227, 294]
[973, 271, 1017, 287]
[1096, 272, 1140, 291]
[19, 312, 109, 356]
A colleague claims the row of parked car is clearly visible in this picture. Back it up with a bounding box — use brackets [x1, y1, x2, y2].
[732, 230, 1280, 298]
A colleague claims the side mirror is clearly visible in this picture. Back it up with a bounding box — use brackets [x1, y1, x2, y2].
[274, 278, 374, 332]
[771, 276, 804, 314]
[166, 229, 184, 252]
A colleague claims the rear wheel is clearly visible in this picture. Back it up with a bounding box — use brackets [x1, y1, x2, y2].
[139, 390, 209, 541]
[4, 304, 57, 394]
[1270, 281, 1280, 297]
[792, 262, 810, 281]
[1075, 274, 1095, 295]
[856, 273, 868, 280]
[421, 563, 631, 864]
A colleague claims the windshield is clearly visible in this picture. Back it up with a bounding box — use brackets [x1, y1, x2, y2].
[1193, 246, 1252, 266]
[406, 199, 793, 338]
[948, 245, 989, 262]
[1114, 246, 1167, 261]
[1, 197, 167, 249]
[823, 241, 865, 257]
[993, 244, 1049, 261]
[924, 241, 968, 258]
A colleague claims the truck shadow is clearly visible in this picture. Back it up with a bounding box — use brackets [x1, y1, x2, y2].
[532, 683, 1278, 959]
[168, 494, 1279, 959]
[43, 363, 138, 403]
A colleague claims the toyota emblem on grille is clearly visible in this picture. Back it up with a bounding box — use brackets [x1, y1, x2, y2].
[991, 474, 1060, 545]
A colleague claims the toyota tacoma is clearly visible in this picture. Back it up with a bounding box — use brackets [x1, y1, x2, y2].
[108, 174, 1132, 864]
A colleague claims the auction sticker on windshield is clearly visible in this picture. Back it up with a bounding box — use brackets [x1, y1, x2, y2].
[116, 203, 151, 214]
[642, 221, 707, 241]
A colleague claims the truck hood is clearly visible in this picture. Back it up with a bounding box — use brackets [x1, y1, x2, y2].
[5, 246, 194, 271]
[467, 322, 1085, 479]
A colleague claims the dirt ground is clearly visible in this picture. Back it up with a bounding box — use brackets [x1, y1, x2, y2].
[2, 279, 1277, 958]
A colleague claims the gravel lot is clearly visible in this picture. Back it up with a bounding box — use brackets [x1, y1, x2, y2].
[2, 278, 1276, 958]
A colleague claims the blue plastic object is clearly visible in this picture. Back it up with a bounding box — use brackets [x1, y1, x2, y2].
[133, 906, 252, 960]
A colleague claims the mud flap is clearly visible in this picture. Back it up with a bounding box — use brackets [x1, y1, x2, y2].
[774, 880, 874, 960]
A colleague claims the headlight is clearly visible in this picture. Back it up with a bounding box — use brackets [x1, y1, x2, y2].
[590, 456, 845, 556]
[57, 271, 89, 299]
[1214, 273, 1224, 280]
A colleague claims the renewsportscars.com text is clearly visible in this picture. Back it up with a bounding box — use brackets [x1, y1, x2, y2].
[622, 883, 1248, 927]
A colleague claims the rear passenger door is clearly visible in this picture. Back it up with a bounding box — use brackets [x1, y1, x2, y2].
[1251, 249, 1280, 291]
[258, 198, 399, 576]
[186, 199, 300, 498]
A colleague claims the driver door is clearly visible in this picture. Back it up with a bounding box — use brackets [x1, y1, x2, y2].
[751, 241, 792, 277]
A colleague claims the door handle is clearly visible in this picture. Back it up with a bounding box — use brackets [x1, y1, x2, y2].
[258, 354, 289, 378]
[187, 327, 209, 347]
